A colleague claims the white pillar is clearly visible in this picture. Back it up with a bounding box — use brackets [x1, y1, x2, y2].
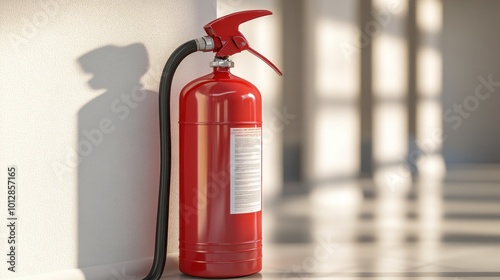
[303, 0, 361, 186]
[371, 0, 411, 192]
[416, 0, 446, 180]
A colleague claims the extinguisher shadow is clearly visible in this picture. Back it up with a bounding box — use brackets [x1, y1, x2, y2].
[76, 43, 161, 274]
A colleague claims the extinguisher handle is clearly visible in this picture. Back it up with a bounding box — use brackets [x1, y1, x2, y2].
[247, 46, 283, 76]
[204, 10, 282, 76]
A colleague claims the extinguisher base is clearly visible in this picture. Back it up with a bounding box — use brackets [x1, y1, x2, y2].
[179, 240, 262, 278]
[179, 258, 262, 278]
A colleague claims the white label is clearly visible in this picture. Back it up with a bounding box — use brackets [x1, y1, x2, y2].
[230, 127, 262, 214]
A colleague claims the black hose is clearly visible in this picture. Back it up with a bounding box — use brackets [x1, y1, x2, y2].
[143, 40, 198, 280]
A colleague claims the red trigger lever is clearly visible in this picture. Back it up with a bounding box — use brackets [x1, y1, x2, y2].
[203, 10, 282, 76]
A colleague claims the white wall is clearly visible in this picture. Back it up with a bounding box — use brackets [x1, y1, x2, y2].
[0, 0, 215, 278]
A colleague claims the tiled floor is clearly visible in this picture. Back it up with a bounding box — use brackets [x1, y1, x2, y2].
[166, 167, 500, 279]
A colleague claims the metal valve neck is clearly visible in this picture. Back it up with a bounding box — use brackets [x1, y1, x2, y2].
[210, 57, 234, 68]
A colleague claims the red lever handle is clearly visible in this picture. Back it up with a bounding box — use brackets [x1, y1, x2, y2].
[203, 10, 282, 76]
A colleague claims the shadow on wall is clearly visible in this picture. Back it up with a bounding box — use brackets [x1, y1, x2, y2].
[77, 43, 160, 270]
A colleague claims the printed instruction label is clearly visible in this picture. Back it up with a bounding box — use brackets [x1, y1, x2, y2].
[230, 128, 262, 214]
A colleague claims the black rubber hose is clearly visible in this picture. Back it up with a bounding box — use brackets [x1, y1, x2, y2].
[143, 40, 198, 280]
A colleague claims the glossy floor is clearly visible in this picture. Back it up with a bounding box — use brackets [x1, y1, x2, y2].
[166, 167, 500, 279]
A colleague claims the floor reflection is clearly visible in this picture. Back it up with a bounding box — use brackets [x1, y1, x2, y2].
[261, 167, 500, 279]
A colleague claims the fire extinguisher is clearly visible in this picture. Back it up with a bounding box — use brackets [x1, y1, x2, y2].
[142, 10, 282, 280]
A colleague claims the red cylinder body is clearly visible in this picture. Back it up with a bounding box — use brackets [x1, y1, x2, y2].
[179, 67, 262, 278]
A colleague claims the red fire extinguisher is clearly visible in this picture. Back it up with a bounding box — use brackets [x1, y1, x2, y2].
[142, 10, 282, 280]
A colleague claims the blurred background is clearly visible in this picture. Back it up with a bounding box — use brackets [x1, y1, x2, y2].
[220, 0, 500, 277]
[222, 0, 500, 201]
